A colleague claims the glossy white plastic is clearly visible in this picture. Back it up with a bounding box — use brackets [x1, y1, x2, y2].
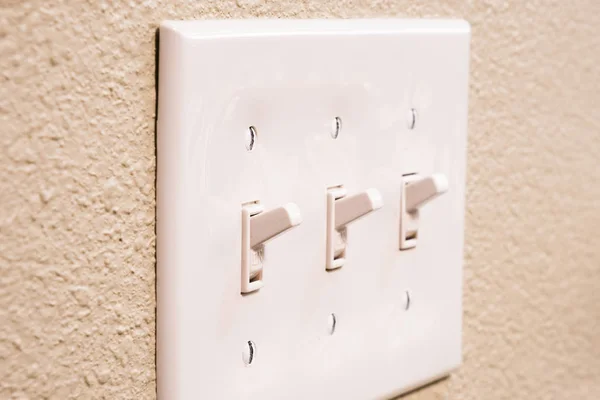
[157, 19, 470, 399]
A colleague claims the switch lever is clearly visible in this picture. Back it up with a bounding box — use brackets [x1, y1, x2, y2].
[250, 203, 302, 248]
[335, 189, 383, 228]
[405, 174, 448, 211]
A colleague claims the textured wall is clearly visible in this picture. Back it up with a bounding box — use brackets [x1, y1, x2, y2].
[2, 1, 600, 399]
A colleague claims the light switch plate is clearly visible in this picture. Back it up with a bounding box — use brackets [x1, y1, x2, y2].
[157, 19, 470, 399]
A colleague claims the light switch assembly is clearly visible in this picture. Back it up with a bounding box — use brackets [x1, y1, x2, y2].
[157, 19, 470, 400]
[326, 187, 383, 270]
[241, 201, 302, 293]
[400, 173, 449, 250]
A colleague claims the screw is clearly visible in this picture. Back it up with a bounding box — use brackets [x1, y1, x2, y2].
[327, 313, 337, 335]
[401, 290, 411, 311]
[242, 340, 256, 365]
[245, 126, 257, 151]
[407, 108, 417, 130]
[331, 116, 342, 139]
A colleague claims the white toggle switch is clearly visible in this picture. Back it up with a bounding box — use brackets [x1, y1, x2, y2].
[400, 173, 448, 250]
[326, 187, 383, 270]
[241, 202, 302, 293]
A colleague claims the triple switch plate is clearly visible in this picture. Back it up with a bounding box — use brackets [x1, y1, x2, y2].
[157, 19, 470, 399]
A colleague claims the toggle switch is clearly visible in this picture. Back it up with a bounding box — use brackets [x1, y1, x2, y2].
[241, 201, 302, 293]
[326, 186, 383, 270]
[400, 173, 448, 250]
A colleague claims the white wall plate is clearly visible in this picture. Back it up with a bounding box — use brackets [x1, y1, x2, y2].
[157, 19, 470, 399]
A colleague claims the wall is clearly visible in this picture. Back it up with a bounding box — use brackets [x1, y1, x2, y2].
[2, 1, 599, 399]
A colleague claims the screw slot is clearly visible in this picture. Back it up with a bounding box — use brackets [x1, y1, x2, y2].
[327, 313, 337, 335]
[402, 290, 411, 311]
[242, 340, 256, 365]
[331, 117, 342, 139]
[407, 108, 417, 130]
[245, 126, 257, 151]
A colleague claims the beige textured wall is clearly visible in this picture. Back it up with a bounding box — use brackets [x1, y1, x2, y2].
[2, 1, 600, 399]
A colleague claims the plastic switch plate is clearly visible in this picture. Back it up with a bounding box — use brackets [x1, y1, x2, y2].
[157, 19, 470, 399]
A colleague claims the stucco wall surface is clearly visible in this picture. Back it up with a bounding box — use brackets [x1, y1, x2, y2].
[2, 1, 600, 399]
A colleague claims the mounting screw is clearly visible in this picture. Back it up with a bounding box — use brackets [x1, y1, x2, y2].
[407, 108, 417, 130]
[327, 313, 337, 335]
[242, 340, 256, 365]
[245, 126, 257, 151]
[401, 290, 411, 310]
[331, 116, 342, 139]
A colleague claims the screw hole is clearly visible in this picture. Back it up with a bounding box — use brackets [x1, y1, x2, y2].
[245, 126, 257, 151]
[403, 290, 411, 311]
[331, 117, 342, 139]
[327, 313, 337, 335]
[242, 340, 256, 365]
[407, 108, 417, 130]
